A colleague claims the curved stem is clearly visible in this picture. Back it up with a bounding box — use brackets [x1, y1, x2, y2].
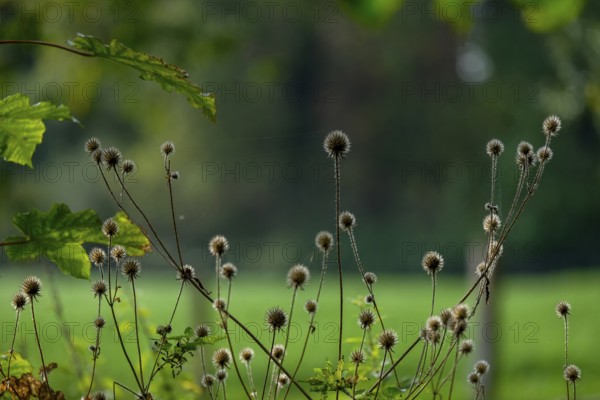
[108, 302, 144, 394]
[334, 155, 343, 374]
[6, 310, 22, 379]
[0, 39, 95, 56]
[261, 332, 277, 400]
[373, 349, 388, 400]
[30, 300, 50, 390]
[131, 279, 145, 389]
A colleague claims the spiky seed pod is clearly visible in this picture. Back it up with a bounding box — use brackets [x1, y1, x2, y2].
[453, 319, 468, 338]
[91, 149, 102, 164]
[467, 371, 480, 386]
[11, 292, 28, 311]
[89, 248, 107, 266]
[201, 374, 215, 388]
[453, 304, 470, 321]
[305, 299, 317, 314]
[556, 301, 571, 319]
[92, 392, 108, 400]
[161, 141, 175, 157]
[85, 137, 101, 154]
[266, 307, 288, 332]
[315, 231, 333, 253]
[339, 211, 356, 231]
[170, 171, 180, 180]
[277, 373, 290, 388]
[102, 147, 122, 170]
[440, 308, 453, 328]
[516, 141, 536, 167]
[121, 258, 141, 281]
[287, 264, 310, 289]
[363, 272, 377, 285]
[177, 264, 196, 282]
[110, 245, 126, 262]
[156, 324, 172, 336]
[22, 276, 42, 299]
[101, 218, 119, 238]
[358, 309, 376, 330]
[365, 294, 374, 304]
[209, 235, 229, 256]
[195, 324, 211, 338]
[216, 369, 228, 382]
[271, 344, 285, 360]
[324, 130, 351, 159]
[121, 160, 136, 175]
[426, 316, 443, 332]
[483, 214, 501, 233]
[486, 139, 504, 157]
[460, 339, 474, 355]
[537, 146, 553, 162]
[239, 347, 254, 364]
[517, 141, 534, 156]
[543, 115, 562, 137]
[91, 280, 108, 298]
[350, 350, 365, 365]
[422, 251, 444, 275]
[221, 263, 238, 280]
[212, 348, 232, 369]
[474, 360, 489, 375]
[378, 329, 398, 351]
[564, 365, 581, 382]
[213, 298, 227, 312]
[94, 316, 106, 329]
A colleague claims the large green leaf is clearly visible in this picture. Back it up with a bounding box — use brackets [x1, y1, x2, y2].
[67, 34, 216, 121]
[4, 204, 151, 279]
[0, 94, 78, 167]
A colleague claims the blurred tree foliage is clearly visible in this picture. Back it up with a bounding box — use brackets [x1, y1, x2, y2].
[0, 0, 598, 275]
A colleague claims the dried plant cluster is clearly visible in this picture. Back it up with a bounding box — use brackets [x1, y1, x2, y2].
[1, 116, 583, 400]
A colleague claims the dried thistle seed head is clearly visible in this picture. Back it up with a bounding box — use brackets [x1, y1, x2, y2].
[324, 130, 351, 159]
[266, 307, 288, 331]
[487, 240, 503, 260]
[543, 115, 561, 137]
[516, 152, 537, 168]
[221, 263, 238, 280]
[339, 211, 356, 231]
[277, 373, 290, 388]
[350, 349, 365, 365]
[110, 245, 126, 262]
[11, 292, 28, 311]
[536, 146, 553, 162]
[213, 298, 227, 311]
[161, 141, 175, 157]
[91, 280, 108, 298]
[239, 347, 255, 364]
[271, 344, 286, 360]
[467, 371, 480, 386]
[212, 348, 232, 369]
[453, 304, 470, 321]
[102, 147, 122, 170]
[475, 262, 487, 277]
[426, 316, 442, 332]
[365, 294, 374, 304]
[91, 149, 102, 164]
[287, 264, 310, 289]
[564, 364, 581, 383]
[195, 324, 211, 338]
[474, 360, 489, 375]
[177, 264, 196, 282]
[422, 251, 444, 275]
[201, 374, 215, 388]
[426, 330, 441, 344]
[486, 139, 504, 157]
[517, 141, 534, 156]
[92, 392, 108, 400]
[556, 301, 571, 319]
[209, 235, 229, 256]
[121, 160, 136, 175]
[121, 258, 141, 281]
[453, 319, 468, 338]
[315, 231, 334, 253]
[363, 272, 377, 285]
[94, 316, 106, 329]
[22, 276, 42, 299]
[89, 247, 107, 266]
[305, 299, 317, 314]
[216, 369, 228, 382]
[358, 309, 376, 330]
[440, 308, 453, 328]
[102, 218, 119, 238]
[156, 324, 172, 336]
[378, 329, 398, 351]
[85, 137, 101, 154]
[483, 214, 501, 233]
[170, 171, 180, 180]
[460, 339, 474, 355]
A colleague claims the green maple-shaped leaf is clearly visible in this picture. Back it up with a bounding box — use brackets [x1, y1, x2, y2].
[67, 33, 216, 121]
[4, 203, 151, 279]
[0, 94, 78, 167]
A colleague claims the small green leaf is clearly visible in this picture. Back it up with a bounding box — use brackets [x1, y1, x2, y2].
[0, 351, 34, 377]
[4, 204, 151, 279]
[67, 34, 216, 121]
[0, 94, 78, 167]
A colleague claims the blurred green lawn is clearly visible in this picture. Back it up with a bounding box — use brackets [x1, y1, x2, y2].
[1, 269, 599, 399]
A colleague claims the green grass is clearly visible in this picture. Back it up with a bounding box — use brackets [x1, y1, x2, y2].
[1, 268, 599, 399]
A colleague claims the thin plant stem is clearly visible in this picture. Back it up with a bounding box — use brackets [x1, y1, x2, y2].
[271, 287, 297, 400]
[431, 273, 437, 316]
[166, 160, 184, 267]
[405, 340, 458, 400]
[30, 300, 50, 390]
[367, 337, 420, 394]
[446, 342, 460, 400]
[6, 309, 22, 379]
[334, 154, 343, 399]
[262, 332, 277, 400]
[351, 330, 367, 399]
[373, 349, 388, 400]
[85, 296, 103, 398]
[246, 363, 258, 398]
[407, 341, 427, 395]
[131, 279, 145, 389]
[0, 39, 95, 56]
[564, 315, 569, 367]
[216, 255, 222, 300]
